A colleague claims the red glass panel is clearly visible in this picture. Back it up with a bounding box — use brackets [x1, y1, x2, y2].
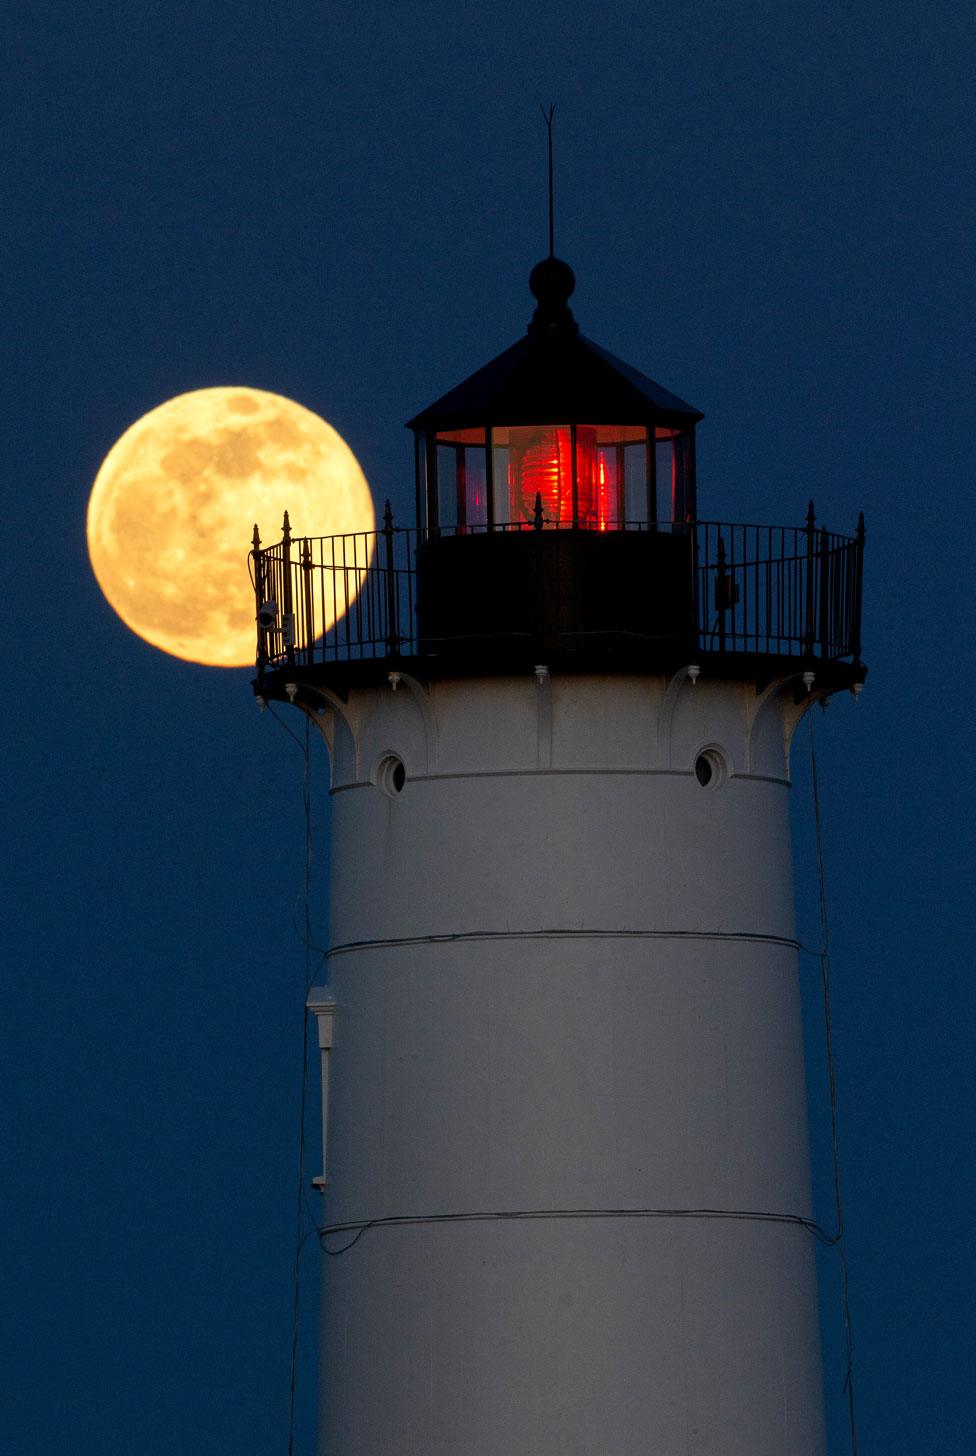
[593, 446, 621, 531]
[501, 425, 642, 528]
[575, 426, 596, 526]
[509, 425, 572, 525]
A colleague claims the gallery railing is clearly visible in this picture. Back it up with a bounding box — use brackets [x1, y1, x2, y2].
[250, 503, 864, 681]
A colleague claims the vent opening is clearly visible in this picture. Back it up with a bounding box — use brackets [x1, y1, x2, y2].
[694, 748, 727, 789]
[376, 754, 406, 796]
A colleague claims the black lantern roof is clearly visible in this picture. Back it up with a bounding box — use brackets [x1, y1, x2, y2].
[406, 257, 704, 433]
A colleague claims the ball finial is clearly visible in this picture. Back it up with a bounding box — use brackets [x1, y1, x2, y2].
[527, 256, 578, 335]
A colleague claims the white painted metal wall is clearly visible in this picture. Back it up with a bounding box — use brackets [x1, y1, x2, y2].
[306, 668, 826, 1456]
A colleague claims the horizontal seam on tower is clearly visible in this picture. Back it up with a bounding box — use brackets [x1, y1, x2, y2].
[318, 1206, 833, 1257]
[322, 928, 801, 960]
[330, 768, 791, 794]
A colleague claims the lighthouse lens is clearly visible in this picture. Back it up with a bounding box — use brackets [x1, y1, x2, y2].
[495, 423, 647, 529]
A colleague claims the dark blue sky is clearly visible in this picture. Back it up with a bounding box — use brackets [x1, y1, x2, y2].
[4, 2, 974, 1452]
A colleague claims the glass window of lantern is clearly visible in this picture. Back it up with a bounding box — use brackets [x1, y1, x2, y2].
[624, 442, 647, 524]
[577, 425, 647, 530]
[434, 428, 488, 532]
[654, 427, 694, 526]
[491, 427, 513, 526]
[492, 424, 573, 528]
[494, 424, 651, 530]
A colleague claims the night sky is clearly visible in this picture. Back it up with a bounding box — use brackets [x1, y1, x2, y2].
[5, 3, 974, 1452]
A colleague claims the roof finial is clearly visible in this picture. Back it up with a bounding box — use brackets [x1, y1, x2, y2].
[527, 105, 576, 335]
[541, 104, 555, 258]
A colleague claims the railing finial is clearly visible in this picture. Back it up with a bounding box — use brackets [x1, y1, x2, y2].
[383, 499, 394, 532]
[282, 509, 291, 542]
[533, 491, 544, 531]
[803, 506, 817, 655]
[852, 512, 866, 664]
[252, 522, 261, 551]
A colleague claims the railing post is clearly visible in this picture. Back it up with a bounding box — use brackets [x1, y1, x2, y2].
[252, 522, 264, 682]
[818, 526, 830, 657]
[717, 534, 728, 653]
[301, 538, 315, 664]
[533, 491, 544, 531]
[383, 500, 401, 655]
[281, 510, 295, 666]
[803, 500, 816, 655]
[851, 511, 865, 663]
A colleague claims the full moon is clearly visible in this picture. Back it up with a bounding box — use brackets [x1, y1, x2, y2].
[86, 386, 375, 667]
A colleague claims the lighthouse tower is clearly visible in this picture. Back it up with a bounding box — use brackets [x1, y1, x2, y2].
[252, 257, 865, 1456]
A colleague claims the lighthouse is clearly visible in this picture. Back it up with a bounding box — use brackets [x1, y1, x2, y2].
[252, 255, 865, 1455]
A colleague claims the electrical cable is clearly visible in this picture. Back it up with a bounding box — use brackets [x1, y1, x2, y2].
[265, 701, 307, 753]
[803, 706, 858, 1456]
[319, 1204, 841, 1258]
[266, 706, 322, 1456]
[320, 926, 801, 962]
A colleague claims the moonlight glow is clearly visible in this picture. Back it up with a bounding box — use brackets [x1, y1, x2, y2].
[86, 387, 375, 667]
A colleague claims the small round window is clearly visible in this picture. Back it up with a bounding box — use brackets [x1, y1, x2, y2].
[376, 754, 406, 796]
[694, 748, 727, 789]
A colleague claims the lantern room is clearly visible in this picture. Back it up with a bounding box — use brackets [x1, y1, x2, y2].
[251, 252, 865, 699]
[402, 256, 705, 665]
[407, 257, 703, 533]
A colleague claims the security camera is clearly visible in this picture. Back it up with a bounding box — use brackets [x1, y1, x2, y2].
[257, 599, 277, 630]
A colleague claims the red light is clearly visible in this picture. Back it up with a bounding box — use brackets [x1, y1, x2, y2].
[576, 427, 597, 526]
[508, 425, 600, 527]
[596, 452, 610, 531]
[510, 425, 573, 524]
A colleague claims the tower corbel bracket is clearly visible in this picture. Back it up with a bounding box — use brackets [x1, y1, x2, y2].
[385, 671, 438, 774]
[745, 670, 829, 773]
[290, 684, 361, 783]
[659, 664, 702, 768]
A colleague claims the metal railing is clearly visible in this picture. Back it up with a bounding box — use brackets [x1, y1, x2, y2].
[695, 508, 864, 661]
[251, 502, 864, 680]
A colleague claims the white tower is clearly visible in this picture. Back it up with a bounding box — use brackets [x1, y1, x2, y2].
[253, 257, 866, 1456]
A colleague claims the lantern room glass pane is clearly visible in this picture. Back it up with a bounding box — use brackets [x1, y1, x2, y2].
[491, 424, 573, 527]
[436, 443, 457, 526]
[579, 425, 647, 530]
[434, 428, 488, 531]
[494, 423, 650, 530]
[492, 438, 511, 526]
[624, 446, 647, 523]
[654, 427, 694, 526]
[425, 422, 687, 530]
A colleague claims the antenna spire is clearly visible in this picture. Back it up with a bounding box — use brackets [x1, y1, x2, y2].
[541, 104, 555, 257]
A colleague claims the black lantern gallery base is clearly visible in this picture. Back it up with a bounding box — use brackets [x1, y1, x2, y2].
[416, 528, 695, 661]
